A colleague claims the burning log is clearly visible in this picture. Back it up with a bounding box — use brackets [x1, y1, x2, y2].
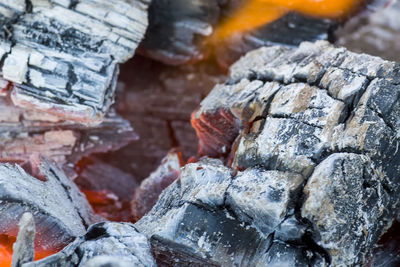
[141, 0, 362, 67]
[23, 222, 156, 267]
[0, 0, 149, 124]
[139, 0, 222, 65]
[135, 41, 400, 266]
[0, 155, 99, 264]
[0, 92, 136, 178]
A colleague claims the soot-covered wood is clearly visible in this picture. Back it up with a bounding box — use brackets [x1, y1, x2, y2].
[137, 41, 400, 266]
[0, 0, 149, 124]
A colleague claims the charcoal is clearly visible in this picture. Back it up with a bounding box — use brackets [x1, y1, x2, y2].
[215, 12, 337, 68]
[137, 41, 400, 266]
[139, 0, 222, 65]
[75, 157, 139, 221]
[0, 155, 99, 256]
[12, 213, 35, 267]
[102, 55, 226, 181]
[23, 222, 156, 267]
[0, 94, 136, 178]
[369, 221, 400, 267]
[141, 0, 340, 67]
[131, 149, 181, 221]
[0, 0, 149, 124]
[336, 1, 400, 62]
[136, 159, 325, 266]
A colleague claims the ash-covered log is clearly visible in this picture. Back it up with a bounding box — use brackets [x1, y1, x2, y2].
[135, 41, 400, 266]
[0, 155, 100, 263]
[23, 222, 156, 267]
[0, 0, 149, 124]
[336, 0, 400, 62]
[0, 92, 136, 178]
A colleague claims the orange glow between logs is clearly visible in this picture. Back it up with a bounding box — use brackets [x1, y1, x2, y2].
[0, 235, 57, 267]
[214, 0, 361, 40]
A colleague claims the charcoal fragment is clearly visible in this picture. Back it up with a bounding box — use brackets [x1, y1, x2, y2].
[336, 1, 400, 62]
[131, 149, 181, 221]
[0, 93, 137, 178]
[0, 155, 99, 255]
[23, 222, 156, 267]
[141, 1, 338, 66]
[105, 55, 226, 181]
[140, 0, 221, 65]
[136, 41, 400, 266]
[0, 0, 150, 124]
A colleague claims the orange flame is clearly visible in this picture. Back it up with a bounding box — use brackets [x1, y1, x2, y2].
[214, 0, 361, 40]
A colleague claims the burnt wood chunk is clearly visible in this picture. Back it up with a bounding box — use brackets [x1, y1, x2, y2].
[105, 55, 226, 181]
[140, 0, 221, 65]
[0, 155, 99, 255]
[23, 222, 156, 267]
[0, 0, 149, 124]
[0, 93, 137, 178]
[336, 1, 400, 62]
[141, 0, 337, 66]
[131, 149, 181, 221]
[138, 41, 400, 266]
[75, 157, 139, 221]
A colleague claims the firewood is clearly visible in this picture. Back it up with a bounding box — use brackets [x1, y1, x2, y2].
[0, 0, 149, 124]
[23, 222, 156, 267]
[0, 155, 99, 258]
[135, 41, 400, 266]
[0, 93, 136, 178]
[141, 0, 338, 66]
[336, 0, 400, 62]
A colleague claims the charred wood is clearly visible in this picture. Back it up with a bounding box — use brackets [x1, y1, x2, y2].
[336, 1, 400, 62]
[139, 0, 223, 65]
[141, 0, 338, 67]
[102, 56, 226, 181]
[131, 149, 182, 221]
[0, 93, 136, 179]
[0, 0, 149, 124]
[137, 41, 400, 266]
[75, 157, 139, 221]
[11, 213, 35, 267]
[0, 155, 99, 258]
[23, 222, 156, 267]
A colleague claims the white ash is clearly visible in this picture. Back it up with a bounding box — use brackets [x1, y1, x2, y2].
[0, 0, 149, 124]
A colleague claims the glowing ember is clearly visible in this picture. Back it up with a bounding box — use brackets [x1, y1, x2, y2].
[214, 0, 361, 40]
[0, 234, 56, 267]
[0, 235, 14, 267]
